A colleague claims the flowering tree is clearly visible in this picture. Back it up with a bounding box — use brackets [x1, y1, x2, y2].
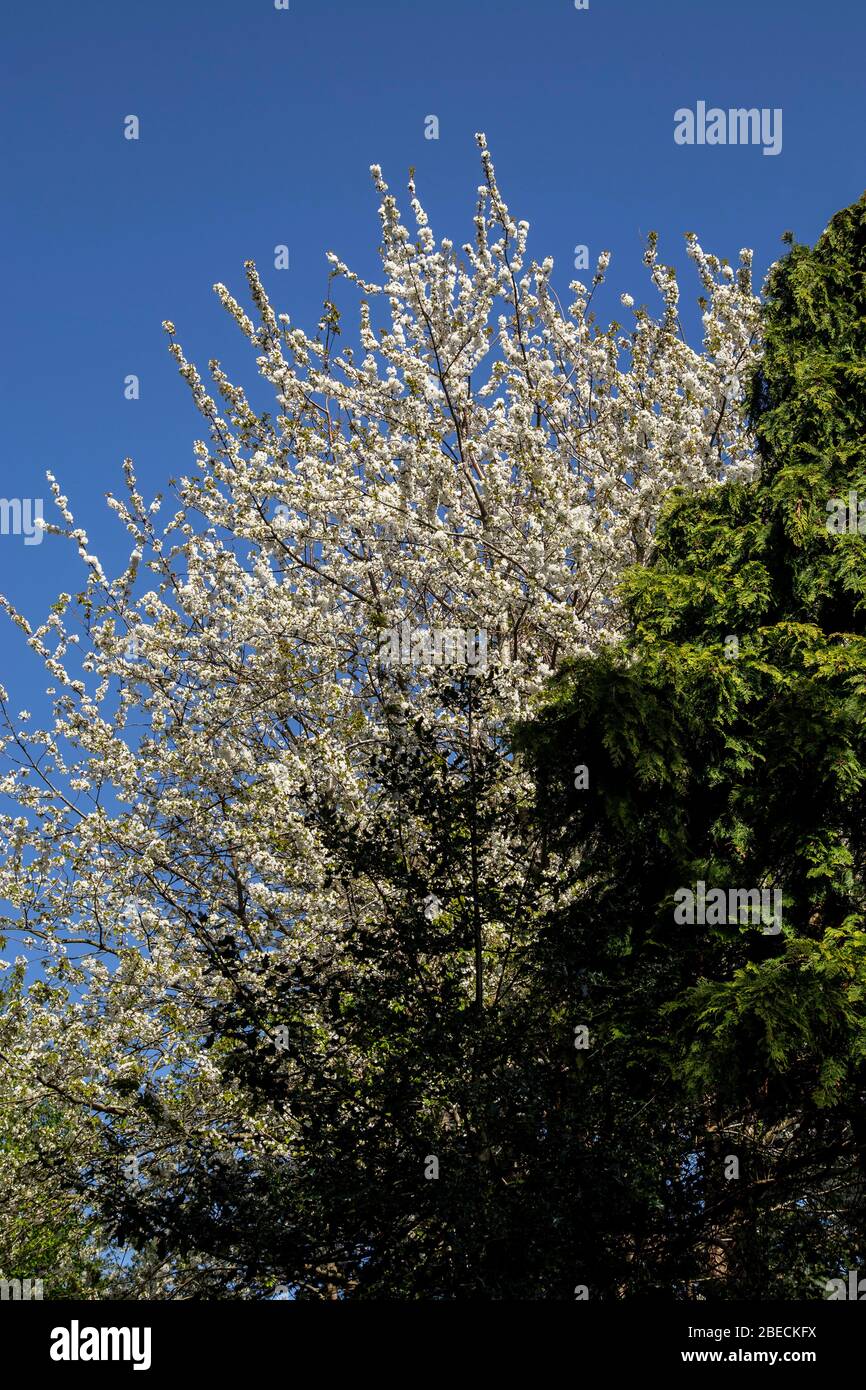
[0, 136, 760, 1296]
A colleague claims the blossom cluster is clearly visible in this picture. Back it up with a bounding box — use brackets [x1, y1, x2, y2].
[0, 137, 760, 1292]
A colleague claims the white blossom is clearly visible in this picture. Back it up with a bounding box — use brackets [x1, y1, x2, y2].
[0, 138, 761, 1291]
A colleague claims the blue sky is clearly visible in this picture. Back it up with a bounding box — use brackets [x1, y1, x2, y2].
[1, 0, 865, 718]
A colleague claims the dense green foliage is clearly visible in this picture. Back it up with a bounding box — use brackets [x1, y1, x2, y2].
[518, 192, 866, 1296]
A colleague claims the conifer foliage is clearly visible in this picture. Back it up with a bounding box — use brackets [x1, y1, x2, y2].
[520, 193, 866, 1297]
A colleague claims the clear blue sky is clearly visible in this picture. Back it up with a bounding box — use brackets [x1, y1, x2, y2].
[1, 0, 865, 717]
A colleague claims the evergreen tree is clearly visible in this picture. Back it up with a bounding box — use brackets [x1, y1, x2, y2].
[518, 193, 866, 1298]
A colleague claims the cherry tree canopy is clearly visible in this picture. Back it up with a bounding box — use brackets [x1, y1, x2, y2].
[0, 137, 760, 1295]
